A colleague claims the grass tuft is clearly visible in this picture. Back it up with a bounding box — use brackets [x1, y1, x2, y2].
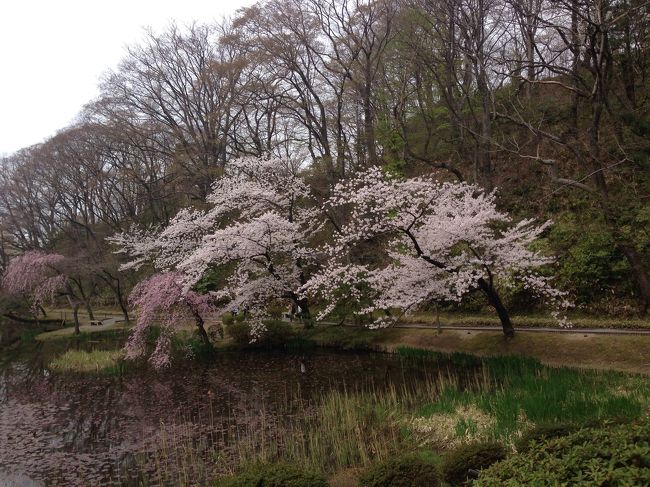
[49, 349, 124, 374]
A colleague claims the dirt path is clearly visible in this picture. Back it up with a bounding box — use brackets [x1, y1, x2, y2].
[397, 323, 650, 335]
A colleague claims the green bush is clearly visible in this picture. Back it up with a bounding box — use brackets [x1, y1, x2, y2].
[267, 303, 285, 320]
[476, 419, 650, 486]
[549, 216, 633, 306]
[226, 321, 251, 345]
[20, 327, 42, 343]
[358, 453, 442, 487]
[226, 320, 295, 349]
[442, 441, 507, 486]
[515, 422, 578, 452]
[301, 317, 316, 329]
[219, 462, 327, 487]
[262, 319, 295, 347]
[186, 333, 216, 359]
[207, 323, 224, 342]
[222, 313, 234, 326]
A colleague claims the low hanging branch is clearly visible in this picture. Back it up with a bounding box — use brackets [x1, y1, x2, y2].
[1, 251, 88, 334]
[126, 272, 217, 368]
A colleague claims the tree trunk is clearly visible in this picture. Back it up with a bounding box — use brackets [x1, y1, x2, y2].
[292, 295, 312, 329]
[192, 310, 212, 348]
[84, 301, 95, 321]
[477, 68, 493, 189]
[64, 294, 81, 335]
[477, 278, 515, 338]
[363, 67, 377, 166]
[569, 0, 580, 135]
[73, 304, 80, 335]
[526, 26, 535, 95]
[620, 245, 650, 314]
[102, 272, 130, 324]
[75, 280, 95, 321]
[114, 278, 130, 324]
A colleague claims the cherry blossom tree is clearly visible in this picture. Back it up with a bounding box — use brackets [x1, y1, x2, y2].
[304, 168, 570, 337]
[126, 272, 217, 368]
[1, 251, 86, 334]
[110, 156, 320, 335]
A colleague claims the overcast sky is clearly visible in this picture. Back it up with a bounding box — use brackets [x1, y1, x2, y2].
[0, 0, 253, 155]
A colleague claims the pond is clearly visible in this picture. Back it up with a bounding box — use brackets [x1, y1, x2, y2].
[0, 336, 466, 486]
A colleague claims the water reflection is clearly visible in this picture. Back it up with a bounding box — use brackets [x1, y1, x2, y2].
[0, 339, 456, 486]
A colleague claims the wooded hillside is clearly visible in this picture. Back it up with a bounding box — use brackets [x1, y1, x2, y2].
[1, 0, 648, 320]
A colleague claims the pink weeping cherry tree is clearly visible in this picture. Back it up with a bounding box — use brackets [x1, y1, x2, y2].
[126, 272, 217, 368]
[1, 251, 86, 334]
[304, 168, 570, 337]
[110, 156, 320, 337]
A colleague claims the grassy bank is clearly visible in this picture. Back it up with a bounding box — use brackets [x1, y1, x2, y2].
[35, 320, 130, 341]
[302, 325, 650, 375]
[403, 311, 650, 330]
[31, 317, 650, 375]
[49, 349, 125, 374]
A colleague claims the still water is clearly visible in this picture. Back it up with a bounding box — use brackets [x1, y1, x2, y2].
[0, 336, 455, 486]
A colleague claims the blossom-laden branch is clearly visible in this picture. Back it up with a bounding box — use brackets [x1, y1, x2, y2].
[111, 156, 321, 340]
[304, 168, 571, 335]
[126, 272, 217, 368]
[1, 251, 68, 313]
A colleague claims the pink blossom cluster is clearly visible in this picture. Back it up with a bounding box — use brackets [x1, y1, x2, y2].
[1, 251, 67, 312]
[126, 271, 217, 367]
[113, 156, 318, 349]
[115, 159, 571, 344]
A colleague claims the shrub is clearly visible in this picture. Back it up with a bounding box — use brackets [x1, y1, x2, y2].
[358, 453, 442, 487]
[549, 216, 633, 306]
[207, 323, 224, 342]
[515, 422, 578, 452]
[476, 419, 650, 486]
[186, 333, 216, 359]
[219, 462, 328, 487]
[262, 319, 295, 347]
[442, 441, 507, 486]
[226, 321, 251, 345]
[226, 320, 295, 349]
[267, 303, 285, 320]
[301, 317, 316, 329]
[20, 327, 42, 343]
[222, 313, 234, 326]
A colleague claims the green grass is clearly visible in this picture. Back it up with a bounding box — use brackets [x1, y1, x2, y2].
[36, 325, 130, 342]
[301, 324, 650, 375]
[404, 311, 650, 330]
[49, 349, 125, 374]
[20, 328, 42, 343]
[397, 347, 648, 439]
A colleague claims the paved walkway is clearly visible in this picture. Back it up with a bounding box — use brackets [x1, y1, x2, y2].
[394, 323, 650, 335]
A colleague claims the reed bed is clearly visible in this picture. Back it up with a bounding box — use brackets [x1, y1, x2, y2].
[128, 350, 649, 486]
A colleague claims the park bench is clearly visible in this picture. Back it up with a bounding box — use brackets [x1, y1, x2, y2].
[90, 317, 119, 326]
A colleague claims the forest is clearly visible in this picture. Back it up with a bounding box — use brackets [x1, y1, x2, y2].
[1, 0, 649, 323]
[1, 0, 650, 485]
